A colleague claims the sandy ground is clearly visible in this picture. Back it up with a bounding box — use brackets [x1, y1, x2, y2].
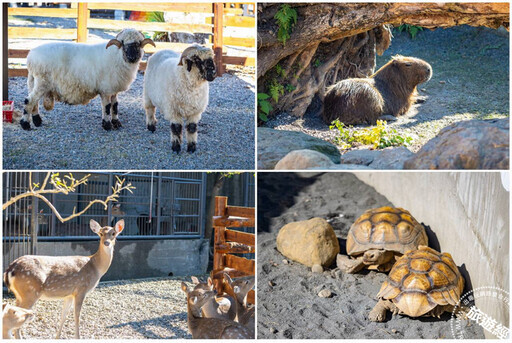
[265, 26, 509, 154]
[256, 172, 485, 339]
[3, 276, 195, 339]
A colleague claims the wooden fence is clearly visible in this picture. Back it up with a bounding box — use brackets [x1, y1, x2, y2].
[211, 196, 255, 304]
[7, 2, 255, 77]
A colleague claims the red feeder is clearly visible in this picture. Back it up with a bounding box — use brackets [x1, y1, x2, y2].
[3, 101, 14, 123]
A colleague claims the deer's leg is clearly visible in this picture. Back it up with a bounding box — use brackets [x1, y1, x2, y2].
[56, 296, 74, 339]
[73, 294, 86, 339]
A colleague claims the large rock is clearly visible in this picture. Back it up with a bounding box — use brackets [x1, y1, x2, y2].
[338, 146, 414, 169]
[258, 127, 341, 169]
[276, 217, 340, 268]
[275, 149, 335, 170]
[404, 119, 509, 169]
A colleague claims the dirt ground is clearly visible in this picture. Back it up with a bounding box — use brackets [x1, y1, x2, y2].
[266, 25, 509, 153]
[257, 172, 485, 339]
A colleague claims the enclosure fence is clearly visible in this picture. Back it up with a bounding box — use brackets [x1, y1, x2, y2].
[7, 2, 256, 77]
[211, 196, 255, 304]
[3, 172, 207, 270]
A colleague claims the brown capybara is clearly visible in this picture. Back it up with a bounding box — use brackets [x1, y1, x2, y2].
[322, 55, 432, 125]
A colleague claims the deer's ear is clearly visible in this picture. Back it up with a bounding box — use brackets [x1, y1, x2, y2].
[181, 282, 189, 294]
[191, 276, 200, 284]
[223, 272, 233, 285]
[114, 219, 125, 234]
[90, 219, 102, 234]
[207, 277, 213, 287]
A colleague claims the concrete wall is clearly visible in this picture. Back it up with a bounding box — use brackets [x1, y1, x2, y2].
[355, 171, 509, 337]
[6, 238, 209, 281]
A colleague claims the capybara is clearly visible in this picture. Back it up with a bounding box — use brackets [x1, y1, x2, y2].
[323, 55, 432, 125]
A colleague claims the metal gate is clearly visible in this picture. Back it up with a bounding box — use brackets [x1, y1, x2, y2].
[3, 172, 206, 270]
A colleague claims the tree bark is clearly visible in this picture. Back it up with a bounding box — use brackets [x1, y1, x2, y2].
[257, 3, 509, 118]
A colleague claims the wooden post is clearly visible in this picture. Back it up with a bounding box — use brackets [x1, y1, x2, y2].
[76, 3, 88, 42]
[212, 196, 228, 292]
[213, 3, 224, 76]
[3, 3, 8, 100]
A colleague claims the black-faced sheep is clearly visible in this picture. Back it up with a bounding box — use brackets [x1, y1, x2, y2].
[143, 45, 216, 153]
[22, 29, 155, 131]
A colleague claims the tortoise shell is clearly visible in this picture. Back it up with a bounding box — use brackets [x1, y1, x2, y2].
[346, 206, 427, 256]
[376, 246, 465, 317]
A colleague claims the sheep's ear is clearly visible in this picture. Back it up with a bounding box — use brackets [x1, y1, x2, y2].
[106, 39, 123, 49]
[141, 38, 156, 49]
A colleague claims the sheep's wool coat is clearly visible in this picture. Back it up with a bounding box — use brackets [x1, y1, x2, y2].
[27, 39, 140, 105]
[143, 48, 212, 122]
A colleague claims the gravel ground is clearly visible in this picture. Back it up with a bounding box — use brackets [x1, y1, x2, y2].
[257, 172, 485, 339]
[265, 25, 509, 154]
[4, 70, 255, 170]
[3, 276, 198, 339]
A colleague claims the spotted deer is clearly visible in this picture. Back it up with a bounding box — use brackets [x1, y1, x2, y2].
[190, 276, 236, 320]
[181, 282, 254, 339]
[3, 219, 125, 339]
[2, 303, 34, 339]
[223, 273, 255, 329]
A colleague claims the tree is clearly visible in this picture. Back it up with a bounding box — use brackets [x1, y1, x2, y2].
[3, 172, 135, 223]
[258, 3, 509, 119]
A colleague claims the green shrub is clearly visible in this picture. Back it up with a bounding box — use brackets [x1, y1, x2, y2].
[397, 24, 423, 39]
[257, 93, 273, 122]
[274, 4, 298, 46]
[329, 119, 414, 149]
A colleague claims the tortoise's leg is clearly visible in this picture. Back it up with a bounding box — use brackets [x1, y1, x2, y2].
[336, 254, 365, 274]
[369, 299, 397, 322]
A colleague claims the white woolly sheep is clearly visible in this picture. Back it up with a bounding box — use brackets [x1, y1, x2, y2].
[22, 29, 155, 131]
[143, 44, 216, 153]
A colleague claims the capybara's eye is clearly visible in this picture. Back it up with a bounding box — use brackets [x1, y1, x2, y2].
[405, 63, 412, 67]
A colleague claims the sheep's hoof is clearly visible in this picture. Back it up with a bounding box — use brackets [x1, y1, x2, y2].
[172, 141, 181, 154]
[102, 120, 112, 131]
[32, 114, 42, 127]
[147, 124, 156, 132]
[112, 119, 122, 129]
[20, 119, 31, 130]
[187, 142, 196, 153]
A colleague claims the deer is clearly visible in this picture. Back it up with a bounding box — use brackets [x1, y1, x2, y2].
[190, 276, 236, 320]
[181, 282, 254, 339]
[3, 219, 125, 339]
[3, 303, 34, 339]
[223, 273, 255, 330]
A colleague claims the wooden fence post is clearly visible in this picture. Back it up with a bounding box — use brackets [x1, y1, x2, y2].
[212, 196, 227, 292]
[213, 3, 224, 76]
[77, 3, 88, 42]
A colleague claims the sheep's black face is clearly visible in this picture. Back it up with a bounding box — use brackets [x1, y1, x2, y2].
[123, 42, 142, 64]
[187, 56, 216, 81]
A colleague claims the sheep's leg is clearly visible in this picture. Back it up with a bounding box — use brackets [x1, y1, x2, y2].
[170, 119, 183, 154]
[22, 79, 46, 130]
[185, 116, 200, 153]
[100, 94, 112, 131]
[110, 94, 122, 129]
[144, 99, 157, 132]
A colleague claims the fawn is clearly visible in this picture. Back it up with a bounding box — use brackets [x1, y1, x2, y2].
[181, 282, 253, 339]
[3, 219, 124, 339]
[223, 273, 255, 329]
[190, 276, 236, 320]
[2, 303, 34, 339]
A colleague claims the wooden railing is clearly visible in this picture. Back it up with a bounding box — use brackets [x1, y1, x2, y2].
[7, 2, 255, 77]
[211, 196, 255, 304]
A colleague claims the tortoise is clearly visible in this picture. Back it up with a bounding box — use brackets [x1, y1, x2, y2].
[337, 206, 428, 273]
[369, 245, 465, 321]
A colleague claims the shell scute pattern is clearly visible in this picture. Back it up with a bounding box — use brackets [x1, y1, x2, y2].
[347, 206, 428, 255]
[377, 246, 464, 316]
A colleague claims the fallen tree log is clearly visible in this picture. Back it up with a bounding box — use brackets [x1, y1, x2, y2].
[257, 3, 509, 119]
